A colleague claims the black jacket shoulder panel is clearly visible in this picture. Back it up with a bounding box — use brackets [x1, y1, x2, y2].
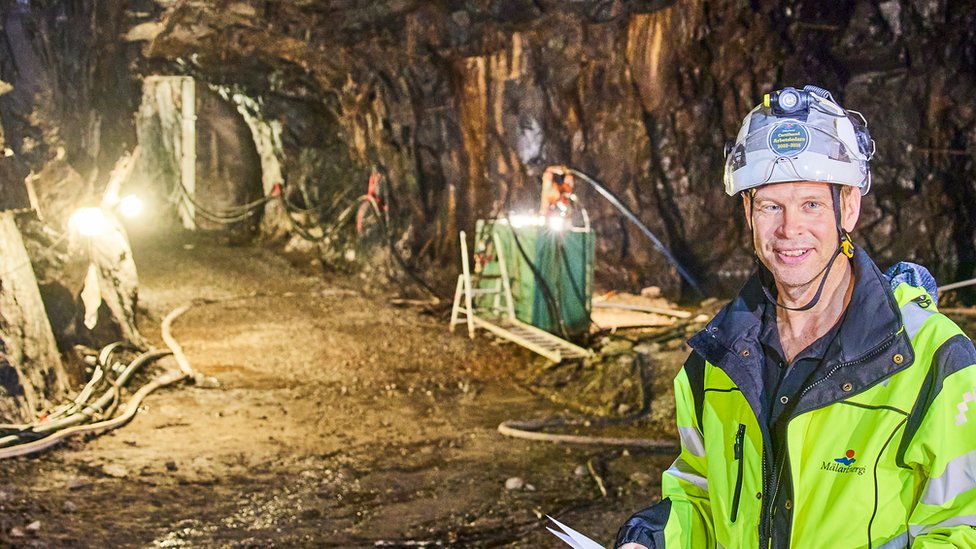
[683, 352, 706, 433]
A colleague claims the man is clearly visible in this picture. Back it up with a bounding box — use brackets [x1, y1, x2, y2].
[540, 164, 576, 217]
[616, 86, 976, 548]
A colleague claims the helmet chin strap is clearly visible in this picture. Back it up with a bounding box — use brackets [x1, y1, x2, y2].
[748, 185, 855, 312]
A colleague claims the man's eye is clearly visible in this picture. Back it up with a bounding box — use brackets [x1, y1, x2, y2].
[761, 204, 781, 212]
[805, 201, 822, 209]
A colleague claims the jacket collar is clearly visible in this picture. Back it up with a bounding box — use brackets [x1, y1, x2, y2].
[689, 247, 912, 415]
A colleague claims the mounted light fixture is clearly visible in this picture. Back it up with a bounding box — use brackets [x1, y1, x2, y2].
[118, 195, 144, 218]
[68, 207, 110, 237]
[547, 215, 566, 232]
[507, 212, 544, 228]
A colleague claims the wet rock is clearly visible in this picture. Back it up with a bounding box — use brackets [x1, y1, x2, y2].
[629, 472, 652, 487]
[193, 374, 221, 388]
[617, 355, 636, 368]
[102, 464, 129, 478]
[640, 286, 662, 299]
[504, 477, 524, 490]
[166, 461, 178, 471]
[633, 342, 661, 354]
[599, 338, 634, 356]
[450, 10, 470, 27]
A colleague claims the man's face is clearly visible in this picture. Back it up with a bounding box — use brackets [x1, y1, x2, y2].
[744, 182, 860, 291]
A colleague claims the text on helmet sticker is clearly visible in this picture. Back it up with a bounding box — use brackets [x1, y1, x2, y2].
[768, 121, 810, 157]
[730, 143, 747, 171]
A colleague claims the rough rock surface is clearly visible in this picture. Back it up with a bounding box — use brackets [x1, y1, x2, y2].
[0, 212, 67, 422]
[2, 1, 975, 301]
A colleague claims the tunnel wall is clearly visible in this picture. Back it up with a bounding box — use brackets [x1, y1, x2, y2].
[0, 0, 974, 300]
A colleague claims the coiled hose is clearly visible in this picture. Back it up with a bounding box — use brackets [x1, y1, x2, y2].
[0, 301, 202, 459]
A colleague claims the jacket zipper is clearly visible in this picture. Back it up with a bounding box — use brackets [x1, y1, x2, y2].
[765, 445, 789, 546]
[761, 333, 899, 546]
[761, 442, 770, 547]
[731, 423, 745, 523]
[797, 333, 897, 401]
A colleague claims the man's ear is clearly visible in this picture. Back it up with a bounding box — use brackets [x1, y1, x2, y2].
[842, 188, 862, 232]
[741, 192, 752, 232]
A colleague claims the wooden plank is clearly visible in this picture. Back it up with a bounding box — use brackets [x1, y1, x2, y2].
[593, 302, 692, 319]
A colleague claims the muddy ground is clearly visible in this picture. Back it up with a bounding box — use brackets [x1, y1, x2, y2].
[0, 231, 687, 548]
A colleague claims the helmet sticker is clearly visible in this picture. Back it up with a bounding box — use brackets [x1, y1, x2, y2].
[730, 143, 747, 171]
[768, 122, 810, 157]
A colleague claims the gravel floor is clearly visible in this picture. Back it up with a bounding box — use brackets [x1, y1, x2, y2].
[0, 230, 677, 548]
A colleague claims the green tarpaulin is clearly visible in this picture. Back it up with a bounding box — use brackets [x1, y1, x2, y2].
[474, 220, 594, 339]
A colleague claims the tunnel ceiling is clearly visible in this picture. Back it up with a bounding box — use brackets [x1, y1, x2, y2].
[1, 0, 975, 300]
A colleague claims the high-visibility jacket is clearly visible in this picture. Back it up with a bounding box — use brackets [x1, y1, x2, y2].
[617, 249, 976, 548]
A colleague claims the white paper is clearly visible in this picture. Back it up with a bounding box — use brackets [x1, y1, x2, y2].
[546, 515, 606, 549]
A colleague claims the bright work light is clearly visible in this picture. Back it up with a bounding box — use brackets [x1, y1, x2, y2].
[547, 216, 566, 231]
[508, 212, 546, 228]
[118, 194, 144, 218]
[69, 207, 110, 237]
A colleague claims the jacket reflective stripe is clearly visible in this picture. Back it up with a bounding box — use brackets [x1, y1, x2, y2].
[909, 514, 976, 536]
[678, 426, 705, 457]
[921, 447, 976, 505]
[959, 387, 976, 426]
[875, 531, 908, 549]
[665, 456, 708, 492]
[900, 298, 936, 341]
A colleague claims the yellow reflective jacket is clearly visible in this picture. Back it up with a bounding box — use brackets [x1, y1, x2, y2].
[618, 249, 976, 548]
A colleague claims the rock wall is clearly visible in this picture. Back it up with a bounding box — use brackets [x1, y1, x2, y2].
[1, 0, 974, 301]
[0, 212, 67, 423]
[0, 0, 151, 389]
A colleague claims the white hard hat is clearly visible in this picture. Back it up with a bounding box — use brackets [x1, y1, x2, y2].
[724, 86, 875, 196]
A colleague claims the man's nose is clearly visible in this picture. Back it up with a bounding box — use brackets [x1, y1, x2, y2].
[775, 208, 804, 238]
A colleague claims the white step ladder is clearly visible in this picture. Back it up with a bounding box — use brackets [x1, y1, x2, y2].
[450, 229, 592, 363]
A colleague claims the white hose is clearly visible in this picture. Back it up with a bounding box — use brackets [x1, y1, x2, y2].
[939, 277, 976, 293]
[0, 371, 186, 459]
[161, 299, 208, 378]
[497, 420, 678, 449]
[0, 300, 203, 459]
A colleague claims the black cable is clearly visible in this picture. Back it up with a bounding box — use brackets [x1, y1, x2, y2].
[554, 233, 599, 336]
[193, 206, 257, 224]
[568, 169, 705, 296]
[174, 180, 274, 223]
[360, 195, 441, 299]
[185, 182, 277, 215]
[467, 173, 576, 341]
[524, 353, 654, 428]
[498, 353, 677, 450]
[0, 349, 172, 448]
[505, 217, 571, 340]
[275, 192, 332, 241]
[281, 185, 354, 218]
